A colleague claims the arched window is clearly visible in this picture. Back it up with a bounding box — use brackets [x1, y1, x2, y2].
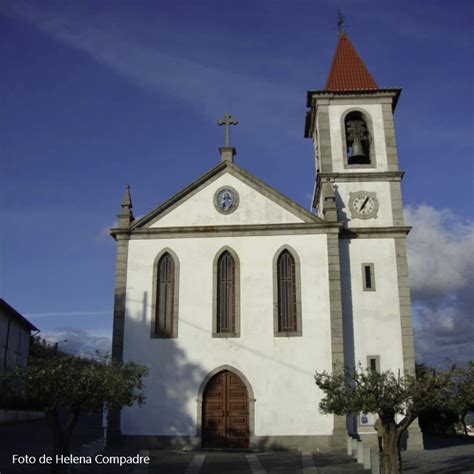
[152, 251, 179, 338]
[345, 111, 371, 165]
[273, 247, 302, 336]
[217, 251, 235, 333]
[277, 250, 297, 332]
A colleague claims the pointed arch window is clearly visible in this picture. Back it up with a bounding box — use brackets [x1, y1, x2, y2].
[152, 251, 179, 338]
[273, 247, 302, 336]
[213, 248, 240, 337]
[277, 250, 297, 332]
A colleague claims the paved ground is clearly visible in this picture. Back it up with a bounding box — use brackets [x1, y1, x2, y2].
[0, 414, 103, 474]
[0, 415, 473, 473]
[145, 451, 369, 474]
[402, 436, 474, 474]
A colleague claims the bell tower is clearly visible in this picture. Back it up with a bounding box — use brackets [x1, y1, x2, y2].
[305, 24, 424, 450]
[305, 28, 404, 228]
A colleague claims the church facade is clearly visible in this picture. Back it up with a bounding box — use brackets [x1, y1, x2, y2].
[111, 31, 422, 451]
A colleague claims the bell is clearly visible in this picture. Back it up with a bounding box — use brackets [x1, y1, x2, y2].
[349, 139, 369, 164]
[351, 139, 366, 158]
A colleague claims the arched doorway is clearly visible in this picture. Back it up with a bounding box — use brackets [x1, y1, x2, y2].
[202, 370, 249, 448]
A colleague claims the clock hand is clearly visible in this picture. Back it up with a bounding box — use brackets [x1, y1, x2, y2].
[360, 197, 369, 210]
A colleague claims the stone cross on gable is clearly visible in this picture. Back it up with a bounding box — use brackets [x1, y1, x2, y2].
[217, 113, 238, 147]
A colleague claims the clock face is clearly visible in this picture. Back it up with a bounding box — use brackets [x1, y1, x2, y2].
[349, 191, 379, 219]
[214, 187, 239, 214]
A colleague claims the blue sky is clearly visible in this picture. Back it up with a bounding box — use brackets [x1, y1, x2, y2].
[1, 0, 472, 364]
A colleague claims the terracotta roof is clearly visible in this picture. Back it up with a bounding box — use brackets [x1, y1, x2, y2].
[325, 32, 378, 91]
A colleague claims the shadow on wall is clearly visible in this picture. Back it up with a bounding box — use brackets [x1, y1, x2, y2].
[339, 240, 356, 436]
[339, 241, 355, 370]
[334, 185, 349, 223]
[115, 292, 325, 452]
[116, 291, 208, 449]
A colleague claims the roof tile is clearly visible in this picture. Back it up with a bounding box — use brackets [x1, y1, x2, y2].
[325, 33, 378, 91]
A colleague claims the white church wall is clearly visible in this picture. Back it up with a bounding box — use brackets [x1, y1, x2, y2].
[340, 238, 404, 372]
[150, 173, 304, 228]
[327, 103, 388, 173]
[121, 233, 334, 437]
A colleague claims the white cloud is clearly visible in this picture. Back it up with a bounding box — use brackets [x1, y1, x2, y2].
[96, 219, 118, 242]
[405, 205, 474, 299]
[40, 327, 111, 359]
[405, 205, 474, 366]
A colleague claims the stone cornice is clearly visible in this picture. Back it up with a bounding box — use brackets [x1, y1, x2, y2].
[304, 89, 402, 137]
[341, 226, 411, 239]
[112, 222, 342, 240]
[313, 171, 404, 210]
[110, 229, 132, 241]
[306, 88, 402, 107]
[318, 171, 404, 182]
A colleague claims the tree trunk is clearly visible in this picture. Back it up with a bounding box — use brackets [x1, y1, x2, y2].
[45, 408, 80, 474]
[461, 413, 468, 436]
[381, 421, 402, 474]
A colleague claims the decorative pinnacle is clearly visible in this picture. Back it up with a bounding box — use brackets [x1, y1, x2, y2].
[337, 9, 345, 36]
[217, 113, 238, 147]
[118, 184, 134, 227]
[121, 184, 133, 209]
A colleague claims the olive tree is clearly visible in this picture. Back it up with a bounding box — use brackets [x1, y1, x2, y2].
[314, 365, 453, 474]
[4, 355, 148, 474]
[447, 361, 474, 435]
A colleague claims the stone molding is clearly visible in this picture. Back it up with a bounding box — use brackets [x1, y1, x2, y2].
[312, 172, 404, 210]
[341, 226, 411, 239]
[111, 235, 130, 363]
[306, 88, 401, 106]
[318, 171, 404, 181]
[394, 238, 416, 373]
[111, 222, 342, 240]
[316, 105, 333, 173]
[389, 181, 405, 227]
[326, 233, 347, 444]
[110, 234, 130, 438]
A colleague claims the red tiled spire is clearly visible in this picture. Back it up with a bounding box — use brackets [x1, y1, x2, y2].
[324, 32, 378, 91]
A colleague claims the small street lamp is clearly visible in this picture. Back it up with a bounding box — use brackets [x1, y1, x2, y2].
[54, 339, 68, 354]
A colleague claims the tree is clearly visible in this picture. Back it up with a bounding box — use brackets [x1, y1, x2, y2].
[314, 365, 453, 474]
[447, 362, 474, 435]
[4, 355, 148, 474]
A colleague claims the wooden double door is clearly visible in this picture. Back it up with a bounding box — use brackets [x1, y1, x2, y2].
[202, 370, 249, 449]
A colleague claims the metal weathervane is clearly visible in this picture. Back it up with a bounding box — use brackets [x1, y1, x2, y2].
[217, 113, 238, 147]
[337, 9, 345, 35]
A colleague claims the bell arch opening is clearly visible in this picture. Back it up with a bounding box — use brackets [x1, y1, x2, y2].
[345, 111, 372, 165]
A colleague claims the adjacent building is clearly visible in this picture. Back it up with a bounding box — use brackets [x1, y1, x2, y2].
[0, 299, 38, 375]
